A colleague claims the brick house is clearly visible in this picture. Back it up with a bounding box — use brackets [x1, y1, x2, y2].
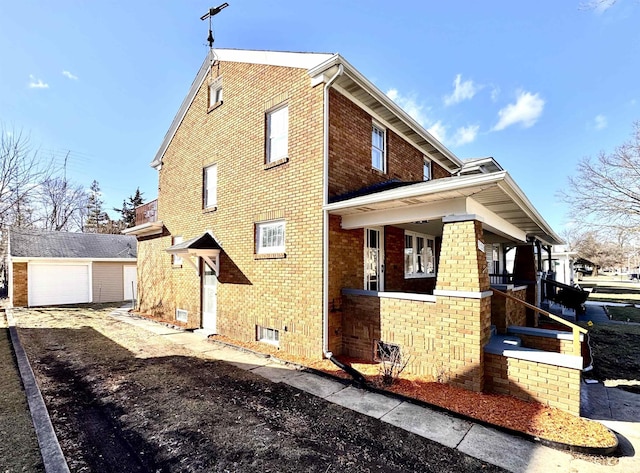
[126, 49, 585, 414]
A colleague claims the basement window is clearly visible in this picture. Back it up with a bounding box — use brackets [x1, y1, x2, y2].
[374, 340, 400, 363]
[175, 309, 188, 323]
[256, 325, 280, 346]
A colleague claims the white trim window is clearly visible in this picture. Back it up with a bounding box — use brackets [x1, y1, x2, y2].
[266, 105, 288, 163]
[404, 231, 435, 278]
[257, 325, 280, 346]
[256, 220, 285, 254]
[208, 81, 223, 108]
[423, 157, 432, 181]
[172, 236, 183, 266]
[371, 122, 386, 172]
[203, 164, 217, 209]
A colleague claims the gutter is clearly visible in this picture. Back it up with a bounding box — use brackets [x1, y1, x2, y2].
[322, 63, 344, 359]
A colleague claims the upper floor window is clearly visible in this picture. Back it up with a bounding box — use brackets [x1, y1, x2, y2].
[172, 236, 183, 266]
[208, 77, 223, 110]
[404, 230, 435, 278]
[203, 164, 217, 209]
[372, 123, 386, 172]
[256, 220, 285, 254]
[266, 105, 288, 163]
[423, 157, 432, 181]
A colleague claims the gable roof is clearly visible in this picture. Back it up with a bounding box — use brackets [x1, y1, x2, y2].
[149, 48, 463, 173]
[9, 228, 137, 259]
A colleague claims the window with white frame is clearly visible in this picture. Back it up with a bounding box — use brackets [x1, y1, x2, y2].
[172, 236, 183, 266]
[203, 164, 217, 209]
[371, 123, 386, 172]
[208, 77, 223, 109]
[256, 325, 280, 346]
[423, 157, 432, 181]
[256, 220, 285, 254]
[404, 230, 435, 277]
[266, 105, 288, 163]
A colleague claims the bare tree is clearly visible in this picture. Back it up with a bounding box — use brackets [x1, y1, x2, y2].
[561, 123, 640, 232]
[38, 175, 89, 231]
[0, 125, 52, 227]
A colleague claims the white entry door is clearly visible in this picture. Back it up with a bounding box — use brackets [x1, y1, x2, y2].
[202, 261, 217, 331]
[123, 265, 137, 301]
[365, 227, 384, 291]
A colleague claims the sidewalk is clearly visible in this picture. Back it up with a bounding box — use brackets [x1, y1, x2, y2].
[109, 307, 640, 473]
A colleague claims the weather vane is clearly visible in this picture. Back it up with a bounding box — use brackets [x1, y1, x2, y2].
[201, 3, 229, 49]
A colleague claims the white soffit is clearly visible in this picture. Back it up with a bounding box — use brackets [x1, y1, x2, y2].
[215, 49, 335, 69]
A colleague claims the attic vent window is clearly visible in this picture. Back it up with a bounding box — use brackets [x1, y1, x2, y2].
[208, 76, 223, 111]
[176, 309, 188, 322]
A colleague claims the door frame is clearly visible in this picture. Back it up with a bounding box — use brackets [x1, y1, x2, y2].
[201, 258, 217, 331]
[364, 227, 384, 292]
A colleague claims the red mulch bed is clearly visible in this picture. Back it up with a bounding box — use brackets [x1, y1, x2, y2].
[209, 334, 617, 450]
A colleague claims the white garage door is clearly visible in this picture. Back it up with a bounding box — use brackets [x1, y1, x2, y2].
[29, 264, 91, 306]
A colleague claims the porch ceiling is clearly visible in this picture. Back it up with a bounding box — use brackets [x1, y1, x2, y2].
[325, 171, 562, 246]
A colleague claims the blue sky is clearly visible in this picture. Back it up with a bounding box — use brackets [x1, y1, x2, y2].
[1, 0, 639, 232]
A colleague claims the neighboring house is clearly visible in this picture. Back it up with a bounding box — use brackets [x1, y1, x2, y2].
[8, 228, 137, 307]
[126, 49, 586, 414]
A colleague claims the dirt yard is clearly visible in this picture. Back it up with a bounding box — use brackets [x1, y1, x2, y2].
[13, 305, 505, 473]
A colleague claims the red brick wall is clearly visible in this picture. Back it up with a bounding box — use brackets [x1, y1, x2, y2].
[384, 226, 437, 294]
[138, 60, 325, 359]
[484, 353, 581, 415]
[327, 89, 450, 199]
[12, 262, 27, 307]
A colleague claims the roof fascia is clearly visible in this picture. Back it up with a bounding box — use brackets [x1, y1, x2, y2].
[324, 172, 507, 212]
[498, 173, 563, 245]
[309, 55, 464, 172]
[150, 53, 213, 169]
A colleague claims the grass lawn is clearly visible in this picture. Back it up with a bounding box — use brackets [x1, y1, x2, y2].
[586, 323, 640, 394]
[0, 316, 44, 472]
[606, 306, 640, 323]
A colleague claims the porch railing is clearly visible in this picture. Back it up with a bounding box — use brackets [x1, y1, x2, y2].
[489, 273, 513, 285]
[135, 199, 158, 226]
[491, 287, 587, 356]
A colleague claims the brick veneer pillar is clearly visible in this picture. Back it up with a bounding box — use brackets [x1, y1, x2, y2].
[513, 244, 537, 325]
[434, 216, 491, 392]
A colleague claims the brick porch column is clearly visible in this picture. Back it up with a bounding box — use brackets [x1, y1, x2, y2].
[433, 215, 492, 392]
[513, 244, 537, 325]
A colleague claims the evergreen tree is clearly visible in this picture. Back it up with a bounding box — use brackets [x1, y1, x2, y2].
[84, 180, 108, 233]
[114, 187, 144, 228]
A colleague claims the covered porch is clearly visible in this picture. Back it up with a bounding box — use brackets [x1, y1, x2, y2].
[323, 169, 586, 414]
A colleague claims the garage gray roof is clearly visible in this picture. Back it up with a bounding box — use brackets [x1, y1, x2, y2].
[9, 228, 137, 259]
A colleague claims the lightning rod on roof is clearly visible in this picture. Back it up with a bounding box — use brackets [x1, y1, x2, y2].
[201, 3, 229, 49]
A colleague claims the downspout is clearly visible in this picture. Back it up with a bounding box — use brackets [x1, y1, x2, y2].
[322, 63, 343, 359]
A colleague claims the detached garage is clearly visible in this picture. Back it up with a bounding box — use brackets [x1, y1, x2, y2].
[7, 228, 137, 307]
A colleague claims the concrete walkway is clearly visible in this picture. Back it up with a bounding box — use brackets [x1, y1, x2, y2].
[108, 307, 640, 473]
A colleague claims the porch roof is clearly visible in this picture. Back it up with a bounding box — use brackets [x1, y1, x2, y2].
[164, 232, 222, 254]
[324, 171, 562, 246]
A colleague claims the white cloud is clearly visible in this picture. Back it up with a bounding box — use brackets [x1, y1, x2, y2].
[444, 74, 480, 106]
[28, 74, 49, 89]
[386, 88, 431, 127]
[427, 121, 447, 143]
[492, 91, 544, 131]
[452, 125, 480, 146]
[580, 0, 616, 14]
[62, 70, 78, 80]
[386, 87, 450, 144]
[490, 86, 500, 102]
[593, 114, 608, 130]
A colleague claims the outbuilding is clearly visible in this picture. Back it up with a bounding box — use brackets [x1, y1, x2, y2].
[7, 228, 137, 307]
